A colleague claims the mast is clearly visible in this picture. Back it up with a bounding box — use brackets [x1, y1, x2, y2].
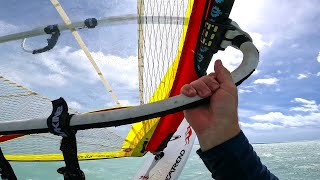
[137, 0, 145, 105]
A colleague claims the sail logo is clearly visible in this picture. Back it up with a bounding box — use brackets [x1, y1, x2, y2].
[51, 105, 67, 137]
[211, 6, 222, 18]
[165, 150, 185, 180]
[185, 126, 192, 145]
[139, 175, 149, 180]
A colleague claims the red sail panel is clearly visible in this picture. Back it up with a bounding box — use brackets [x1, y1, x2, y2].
[0, 134, 25, 143]
[146, 0, 207, 152]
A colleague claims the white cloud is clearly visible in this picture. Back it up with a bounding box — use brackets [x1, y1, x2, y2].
[37, 51, 72, 77]
[6, 71, 67, 88]
[242, 96, 320, 132]
[290, 44, 299, 48]
[252, 69, 260, 76]
[105, 99, 138, 107]
[94, 53, 139, 90]
[317, 51, 320, 63]
[253, 78, 279, 85]
[249, 98, 320, 128]
[207, 33, 272, 74]
[317, 72, 320, 76]
[230, 0, 266, 30]
[240, 122, 282, 130]
[293, 98, 316, 105]
[250, 32, 273, 50]
[239, 89, 252, 94]
[290, 106, 319, 113]
[46, 74, 66, 87]
[290, 98, 319, 112]
[10, 47, 139, 91]
[297, 73, 308, 80]
[250, 112, 320, 127]
[208, 46, 243, 73]
[231, 0, 320, 45]
[0, 21, 18, 36]
[69, 101, 83, 110]
[238, 108, 260, 119]
[237, 85, 257, 95]
[260, 105, 281, 112]
[119, 100, 138, 106]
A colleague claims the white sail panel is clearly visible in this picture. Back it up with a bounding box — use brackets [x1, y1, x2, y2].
[141, 0, 191, 103]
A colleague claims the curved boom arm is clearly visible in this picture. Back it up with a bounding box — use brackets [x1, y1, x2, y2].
[0, 27, 259, 135]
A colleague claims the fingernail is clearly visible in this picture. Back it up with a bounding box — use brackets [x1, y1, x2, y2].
[215, 59, 222, 66]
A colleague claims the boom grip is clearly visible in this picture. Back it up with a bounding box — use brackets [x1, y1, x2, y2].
[232, 41, 259, 86]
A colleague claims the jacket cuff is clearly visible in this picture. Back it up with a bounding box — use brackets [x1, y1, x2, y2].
[196, 130, 247, 161]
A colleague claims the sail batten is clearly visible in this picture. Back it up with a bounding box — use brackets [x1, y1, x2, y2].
[50, 0, 121, 107]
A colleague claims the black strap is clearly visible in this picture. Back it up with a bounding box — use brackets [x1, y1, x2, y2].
[47, 98, 85, 180]
[57, 135, 85, 180]
[47, 98, 74, 137]
[0, 148, 17, 180]
[32, 25, 60, 54]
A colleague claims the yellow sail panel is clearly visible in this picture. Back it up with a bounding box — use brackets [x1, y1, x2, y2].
[5, 151, 126, 161]
[122, 0, 194, 157]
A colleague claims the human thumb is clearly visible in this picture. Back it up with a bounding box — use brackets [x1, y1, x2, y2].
[214, 60, 233, 84]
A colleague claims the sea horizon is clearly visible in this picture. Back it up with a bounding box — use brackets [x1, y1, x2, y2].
[9, 139, 320, 180]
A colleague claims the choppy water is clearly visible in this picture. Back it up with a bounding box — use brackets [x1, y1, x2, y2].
[10, 140, 320, 180]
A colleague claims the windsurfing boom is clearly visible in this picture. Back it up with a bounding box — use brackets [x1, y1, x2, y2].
[0, 34, 258, 135]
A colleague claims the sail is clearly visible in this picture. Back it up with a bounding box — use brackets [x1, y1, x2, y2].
[0, 0, 197, 161]
[146, 0, 207, 152]
[122, 0, 194, 157]
[0, 2, 260, 180]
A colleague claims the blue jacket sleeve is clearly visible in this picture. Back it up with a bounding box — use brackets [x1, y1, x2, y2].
[197, 131, 279, 180]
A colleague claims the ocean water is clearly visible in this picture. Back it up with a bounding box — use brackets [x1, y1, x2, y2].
[10, 140, 320, 180]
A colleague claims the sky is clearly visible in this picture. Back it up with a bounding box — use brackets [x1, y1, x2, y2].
[0, 0, 319, 144]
